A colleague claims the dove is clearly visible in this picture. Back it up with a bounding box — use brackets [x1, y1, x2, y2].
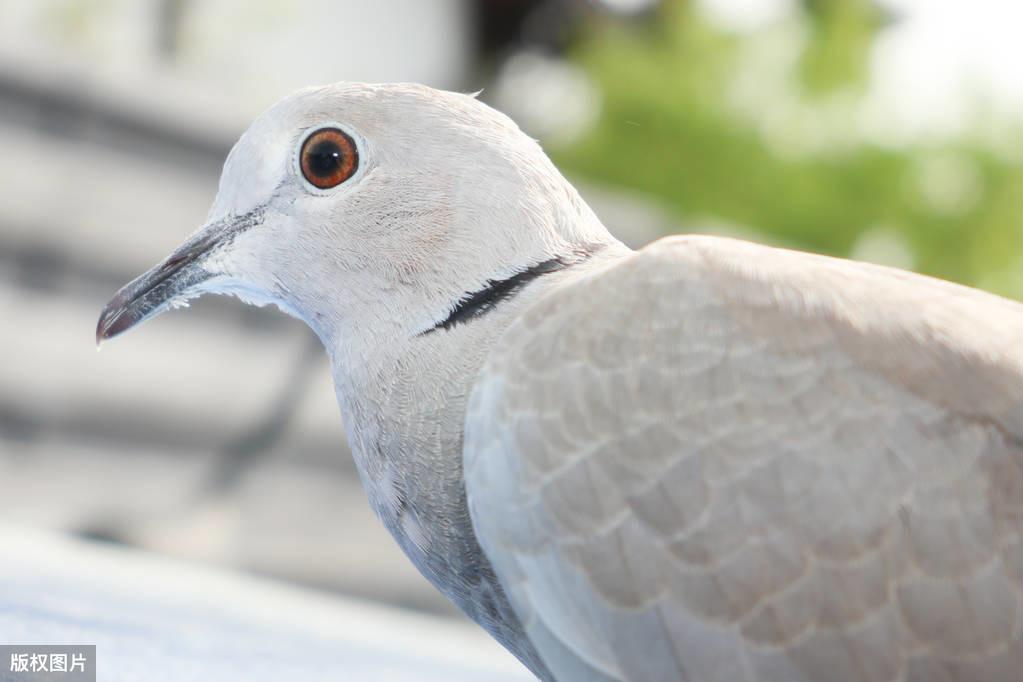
[98, 82, 1023, 682]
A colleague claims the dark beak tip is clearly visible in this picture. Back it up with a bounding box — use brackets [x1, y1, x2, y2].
[95, 306, 114, 347]
[96, 294, 132, 346]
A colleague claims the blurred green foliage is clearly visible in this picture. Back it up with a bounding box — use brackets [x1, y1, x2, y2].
[555, 0, 1023, 296]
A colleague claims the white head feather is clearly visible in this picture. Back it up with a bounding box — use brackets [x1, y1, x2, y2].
[200, 82, 614, 350]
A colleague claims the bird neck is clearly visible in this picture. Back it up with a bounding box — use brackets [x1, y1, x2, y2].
[327, 239, 630, 524]
[321, 239, 630, 676]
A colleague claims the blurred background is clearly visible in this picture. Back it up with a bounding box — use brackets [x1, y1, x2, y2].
[1, 0, 1022, 638]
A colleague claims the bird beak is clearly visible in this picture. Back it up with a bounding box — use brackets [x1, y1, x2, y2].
[96, 209, 260, 345]
[96, 226, 220, 344]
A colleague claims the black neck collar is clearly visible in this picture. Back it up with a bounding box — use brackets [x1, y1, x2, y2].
[419, 243, 606, 336]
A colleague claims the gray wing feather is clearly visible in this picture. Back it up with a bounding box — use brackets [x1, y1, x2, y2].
[464, 235, 1023, 682]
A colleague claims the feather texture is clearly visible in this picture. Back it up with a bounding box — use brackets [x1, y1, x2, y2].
[465, 235, 1023, 682]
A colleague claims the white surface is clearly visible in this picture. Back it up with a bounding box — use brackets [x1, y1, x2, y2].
[0, 525, 532, 681]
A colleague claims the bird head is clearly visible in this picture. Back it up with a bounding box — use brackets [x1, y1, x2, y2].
[96, 82, 612, 348]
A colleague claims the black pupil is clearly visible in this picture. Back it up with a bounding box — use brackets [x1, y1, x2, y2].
[307, 140, 342, 177]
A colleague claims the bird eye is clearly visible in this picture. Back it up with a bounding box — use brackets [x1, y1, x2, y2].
[299, 127, 359, 189]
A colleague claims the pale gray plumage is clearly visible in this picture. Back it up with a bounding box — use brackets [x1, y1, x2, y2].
[98, 82, 1023, 682]
[466, 236, 1023, 681]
